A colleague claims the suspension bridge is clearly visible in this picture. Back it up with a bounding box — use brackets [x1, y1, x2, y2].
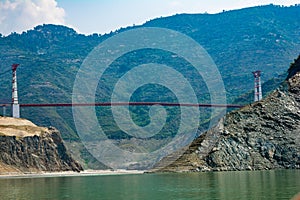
[0, 63, 257, 118]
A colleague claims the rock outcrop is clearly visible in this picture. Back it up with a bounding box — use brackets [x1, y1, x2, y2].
[152, 55, 300, 172]
[0, 117, 83, 174]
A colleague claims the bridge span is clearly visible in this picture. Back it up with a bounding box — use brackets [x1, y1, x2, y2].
[19, 102, 243, 108]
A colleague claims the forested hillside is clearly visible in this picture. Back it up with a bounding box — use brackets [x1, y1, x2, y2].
[0, 4, 299, 142]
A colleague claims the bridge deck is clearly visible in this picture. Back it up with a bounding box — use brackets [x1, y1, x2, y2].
[18, 102, 243, 108]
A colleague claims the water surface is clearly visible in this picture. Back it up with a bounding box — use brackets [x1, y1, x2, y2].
[0, 170, 299, 200]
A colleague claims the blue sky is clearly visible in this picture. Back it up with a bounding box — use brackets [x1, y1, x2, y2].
[57, 0, 300, 34]
[0, 0, 299, 35]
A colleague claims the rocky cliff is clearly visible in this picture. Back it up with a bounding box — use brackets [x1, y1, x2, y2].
[0, 117, 83, 174]
[152, 55, 300, 172]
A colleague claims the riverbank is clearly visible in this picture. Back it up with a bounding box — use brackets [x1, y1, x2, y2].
[0, 169, 144, 179]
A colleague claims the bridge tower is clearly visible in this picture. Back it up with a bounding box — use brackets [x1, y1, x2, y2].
[12, 64, 20, 118]
[252, 70, 262, 102]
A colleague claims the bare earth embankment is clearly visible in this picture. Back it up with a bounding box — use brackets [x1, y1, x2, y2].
[0, 117, 83, 175]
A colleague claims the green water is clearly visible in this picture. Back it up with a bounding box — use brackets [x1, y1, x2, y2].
[0, 170, 299, 200]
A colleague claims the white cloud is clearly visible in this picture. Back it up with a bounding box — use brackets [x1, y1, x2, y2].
[0, 0, 65, 36]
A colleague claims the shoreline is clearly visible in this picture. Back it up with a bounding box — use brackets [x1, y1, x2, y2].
[0, 169, 145, 179]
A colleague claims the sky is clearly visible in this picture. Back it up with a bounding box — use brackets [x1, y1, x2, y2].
[0, 0, 299, 36]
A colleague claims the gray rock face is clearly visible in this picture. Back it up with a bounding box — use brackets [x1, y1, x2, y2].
[0, 126, 83, 173]
[153, 56, 300, 172]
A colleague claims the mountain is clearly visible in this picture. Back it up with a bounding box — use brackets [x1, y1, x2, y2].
[143, 5, 300, 98]
[151, 55, 300, 172]
[0, 117, 83, 174]
[0, 5, 300, 168]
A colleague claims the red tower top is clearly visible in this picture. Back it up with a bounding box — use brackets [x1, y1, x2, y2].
[12, 64, 19, 71]
[252, 70, 261, 78]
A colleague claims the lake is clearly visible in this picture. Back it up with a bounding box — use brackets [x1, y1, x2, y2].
[0, 170, 299, 200]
